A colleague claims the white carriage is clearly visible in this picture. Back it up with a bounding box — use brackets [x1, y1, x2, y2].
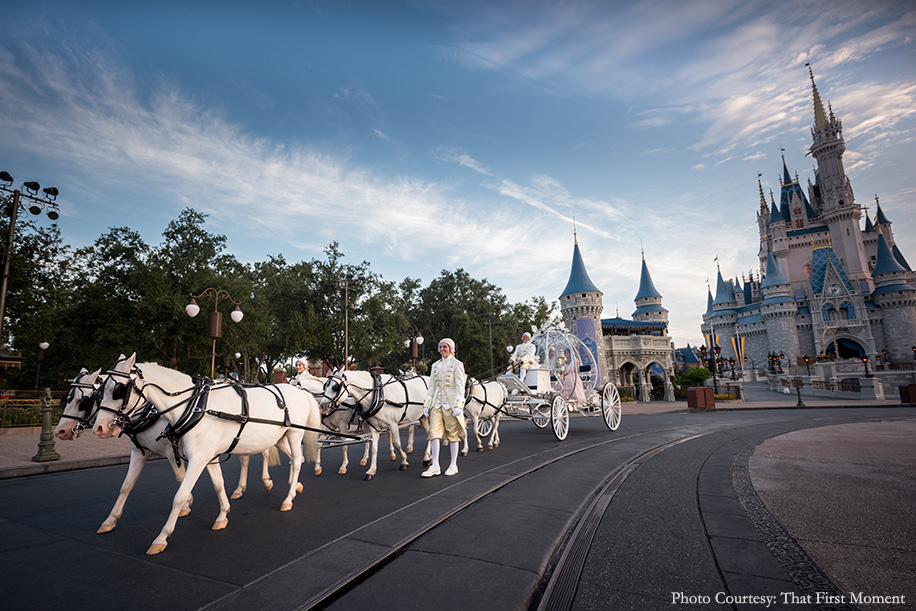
[495, 327, 621, 441]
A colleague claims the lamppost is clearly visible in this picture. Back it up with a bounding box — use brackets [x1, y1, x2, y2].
[185, 288, 243, 379]
[803, 354, 811, 376]
[881, 349, 888, 369]
[699, 344, 720, 394]
[404, 330, 424, 370]
[335, 274, 364, 371]
[861, 355, 871, 378]
[34, 341, 49, 390]
[0, 171, 61, 348]
[728, 357, 736, 380]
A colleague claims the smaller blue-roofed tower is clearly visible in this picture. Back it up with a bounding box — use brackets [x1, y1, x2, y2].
[632, 254, 668, 325]
[559, 231, 608, 385]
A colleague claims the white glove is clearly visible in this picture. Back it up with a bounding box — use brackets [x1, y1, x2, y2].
[423, 407, 429, 418]
[452, 407, 462, 417]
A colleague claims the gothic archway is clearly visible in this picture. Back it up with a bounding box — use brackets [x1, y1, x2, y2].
[824, 337, 866, 359]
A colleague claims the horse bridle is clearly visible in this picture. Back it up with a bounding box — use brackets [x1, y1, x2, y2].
[57, 371, 102, 437]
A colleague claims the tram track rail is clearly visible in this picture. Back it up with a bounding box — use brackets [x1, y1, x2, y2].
[276, 423, 706, 611]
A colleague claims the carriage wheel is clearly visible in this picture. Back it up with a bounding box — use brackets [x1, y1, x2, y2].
[550, 394, 569, 441]
[476, 416, 494, 438]
[601, 383, 622, 431]
[531, 400, 550, 428]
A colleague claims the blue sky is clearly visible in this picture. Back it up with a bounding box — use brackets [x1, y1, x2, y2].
[2, 0, 914, 348]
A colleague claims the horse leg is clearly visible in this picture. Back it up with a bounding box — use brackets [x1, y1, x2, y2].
[338, 442, 350, 474]
[205, 462, 231, 531]
[360, 439, 370, 466]
[146, 457, 210, 555]
[280, 431, 305, 511]
[389, 425, 409, 471]
[364, 429, 380, 481]
[461, 415, 471, 456]
[98, 449, 149, 534]
[388, 430, 397, 462]
[231, 455, 249, 499]
[489, 415, 500, 449]
[274, 439, 302, 494]
[261, 449, 275, 491]
[420, 417, 432, 467]
[406, 424, 415, 454]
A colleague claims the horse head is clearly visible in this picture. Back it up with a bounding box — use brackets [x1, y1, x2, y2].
[54, 367, 102, 440]
[93, 353, 141, 438]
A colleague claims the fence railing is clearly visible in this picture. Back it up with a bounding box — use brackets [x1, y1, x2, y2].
[0, 392, 66, 428]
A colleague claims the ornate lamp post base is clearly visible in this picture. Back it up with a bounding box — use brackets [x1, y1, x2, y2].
[32, 388, 60, 462]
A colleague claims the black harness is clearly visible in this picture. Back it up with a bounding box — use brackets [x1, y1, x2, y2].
[100, 364, 327, 467]
[322, 371, 428, 432]
[465, 378, 509, 415]
[57, 371, 102, 437]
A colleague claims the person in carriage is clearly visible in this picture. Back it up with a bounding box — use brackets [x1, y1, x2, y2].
[556, 348, 587, 404]
[507, 332, 538, 384]
[291, 358, 321, 387]
[422, 338, 467, 478]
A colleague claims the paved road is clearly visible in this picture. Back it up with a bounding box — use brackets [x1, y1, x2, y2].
[2, 402, 914, 611]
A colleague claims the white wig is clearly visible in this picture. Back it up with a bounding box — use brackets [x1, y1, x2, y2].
[438, 337, 456, 354]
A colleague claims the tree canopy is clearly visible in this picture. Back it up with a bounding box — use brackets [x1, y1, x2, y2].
[0, 206, 556, 388]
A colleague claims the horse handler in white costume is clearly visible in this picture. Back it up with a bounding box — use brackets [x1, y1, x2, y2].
[422, 338, 467, 477]
[508, 332, 538, 384]
[291, 358, 321, 387]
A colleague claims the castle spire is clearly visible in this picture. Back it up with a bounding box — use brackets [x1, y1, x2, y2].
[808, 63, 829, 131]
[758, 177, 768, 215]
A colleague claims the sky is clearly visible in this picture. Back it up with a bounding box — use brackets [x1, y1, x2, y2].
[1, 0, 915, 348]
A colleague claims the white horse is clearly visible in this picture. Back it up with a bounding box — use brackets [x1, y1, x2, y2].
[93, 354, 320, 555]
[320, 369, 430, 480]
[461, 378, 508, 455]
[55, 363, 276, 531]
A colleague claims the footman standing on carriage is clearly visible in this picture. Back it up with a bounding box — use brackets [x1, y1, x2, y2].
[508, 332, 538, 385]
[422, 338, 467, 477]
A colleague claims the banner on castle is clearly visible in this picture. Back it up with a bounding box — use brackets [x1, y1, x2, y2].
[730, 336, 745, 371]
[704, 333, 719, 350]
[576, 318, 602, 386]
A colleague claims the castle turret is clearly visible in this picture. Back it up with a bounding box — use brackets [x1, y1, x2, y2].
[760, 251, 800, 363]
[559, 233, 608, 385]
[872, 234, 916, 363]
[632, 254, 668, 326]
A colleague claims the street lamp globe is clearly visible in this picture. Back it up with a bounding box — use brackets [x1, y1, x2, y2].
[230, 306, 244, 323]
[185, 298, 200, 318]
[415, 334, 424, 345]
[39, 341, 50, 351]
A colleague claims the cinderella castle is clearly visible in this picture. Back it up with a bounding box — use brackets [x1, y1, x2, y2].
[701, 67, 916, 383]
[559, 235, 676, 401]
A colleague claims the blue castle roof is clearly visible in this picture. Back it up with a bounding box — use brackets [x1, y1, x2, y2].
[873, 233, 906, 276]
[560, 241, 601, 297]
[760, 251, 788, 289]
[635, 258, 662, 300]
[809, 248, 853, 294]
[712, 271, 736, 305]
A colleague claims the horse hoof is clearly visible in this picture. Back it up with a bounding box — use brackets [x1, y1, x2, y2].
[407, 445, 413, 453]
[338, 468, 347, 475]
[264, 481, 274, 492]
[364, 473, 374, 481]
[146, 543, 167, 555]
[477, 447, 484, 452]
[390, 455, 397, 462]
[97, 523, 115, 534]
[296, 482, 303, 494]
[212, 519, 228, 531]
[399, 464, 408, 471]
[314, 467, 323, 476]
[230, 492, 242, 500]
[487, 445, 494, 450]
[179, 508, 192, 517]
[280, 503, 293, 511]
[359, 460, 367, 466]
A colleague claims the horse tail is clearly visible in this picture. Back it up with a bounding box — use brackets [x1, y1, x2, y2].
[301, 395, 321, 464]
[267, 445, 281, 467]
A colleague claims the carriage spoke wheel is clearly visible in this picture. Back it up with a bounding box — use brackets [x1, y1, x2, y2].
[601, 383, 622, 431]
[476, 416, 494, 438]
[550, 394, 569, 441]
[531, 401, 550, 428]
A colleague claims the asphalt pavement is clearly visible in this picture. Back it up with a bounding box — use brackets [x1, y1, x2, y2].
[2, 381, 914, 610]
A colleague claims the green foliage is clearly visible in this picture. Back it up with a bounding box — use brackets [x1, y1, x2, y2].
[675, 366, 712, 388]
[0, 207, 559, 389]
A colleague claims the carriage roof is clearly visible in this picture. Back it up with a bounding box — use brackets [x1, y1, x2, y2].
[529, 327, 598, 398]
